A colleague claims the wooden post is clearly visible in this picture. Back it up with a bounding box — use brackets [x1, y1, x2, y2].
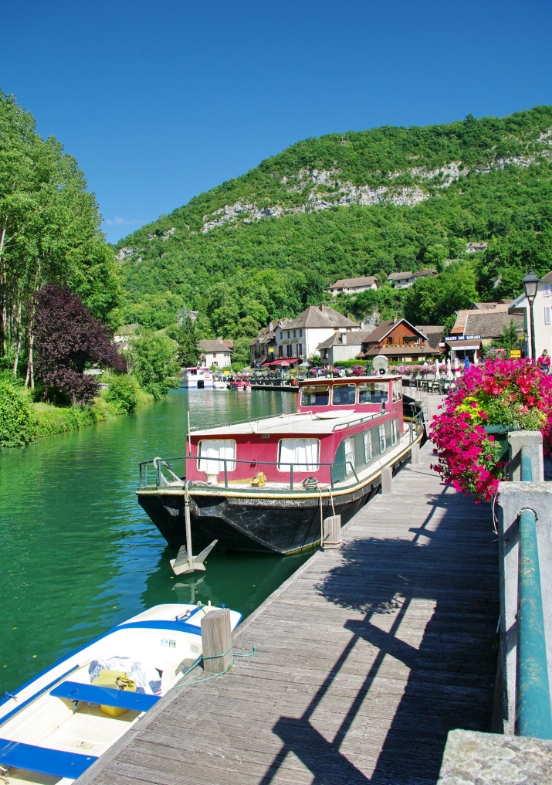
[411, 442, 420, 465]
[201, 609, 233, 674]
[322, 515, 342, 550]
[381, 467, 392, 495]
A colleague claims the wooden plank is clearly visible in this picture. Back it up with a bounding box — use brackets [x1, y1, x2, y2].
[77, 441, 499, 785]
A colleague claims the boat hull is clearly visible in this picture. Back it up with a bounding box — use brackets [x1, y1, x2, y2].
[137, 447, 412, 555]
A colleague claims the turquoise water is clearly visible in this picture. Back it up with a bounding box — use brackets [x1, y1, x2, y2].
[0, 389, 304, 694]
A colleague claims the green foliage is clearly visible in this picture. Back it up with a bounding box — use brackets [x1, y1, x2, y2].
[0, 381, 37, 446]
[130, 332, 180, 400]
[0, 91, 121, 372]
[231, 337, 252, 368]
[103, 375, 141, 413]
[166, 318, 199, 367]
[403, 263, 478, 324]
[114, 105, 552, 340]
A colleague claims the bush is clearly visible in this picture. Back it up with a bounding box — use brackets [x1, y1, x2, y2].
[103, 375, 140, 413]
[0, 382, 38, 446]
[131, 333, 180, 400]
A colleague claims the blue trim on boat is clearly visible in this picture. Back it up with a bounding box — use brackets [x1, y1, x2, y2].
[0, 737, 97, 779]
[51, 681, 160, 712]
[0, 666, 79, 728]
[0, 610, 202, 713]
[117, 620, 203, 635]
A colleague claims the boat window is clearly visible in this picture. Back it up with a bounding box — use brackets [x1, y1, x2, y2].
[343, 437, 355, 476]
[391, 419, 399, 445]
[332, 384, 356, 406]
[363, 430, 373, 462]
[358, 382, 389, 404]
[392, 379, 403, 402]
[378, 424, 386, 452]
[198, 440, 236, 473]
[300, 385, 330, 407]
[278, 439, 319, 472]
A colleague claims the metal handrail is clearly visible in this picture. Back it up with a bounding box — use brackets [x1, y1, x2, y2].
[515, 447, 552, 739]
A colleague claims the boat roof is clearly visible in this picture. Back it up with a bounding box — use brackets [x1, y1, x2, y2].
[191, 410, 381, 437]
[299, 375, 399, 385]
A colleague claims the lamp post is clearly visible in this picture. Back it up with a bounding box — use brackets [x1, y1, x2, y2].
[522, 270, 539, 360]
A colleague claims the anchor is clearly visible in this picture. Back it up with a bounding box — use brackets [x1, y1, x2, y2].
[170, 484, 217, 575]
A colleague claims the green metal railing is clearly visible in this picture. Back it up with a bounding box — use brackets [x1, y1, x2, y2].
[516, 447, 552, 739]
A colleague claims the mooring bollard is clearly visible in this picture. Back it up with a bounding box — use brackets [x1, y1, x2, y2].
[322, 515, 342, 550]
[201, 609, 233, 674]
[381, 466, 392, 495]
[411, 442, 420, 465]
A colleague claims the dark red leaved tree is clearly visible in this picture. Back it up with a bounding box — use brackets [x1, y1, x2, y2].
[34, 285, 125, 404]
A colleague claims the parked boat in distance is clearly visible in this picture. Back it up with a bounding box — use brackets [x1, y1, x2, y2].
[179, 367, 213, 389]
[0, 603, 241, 784]
[137, 375, 424, 555]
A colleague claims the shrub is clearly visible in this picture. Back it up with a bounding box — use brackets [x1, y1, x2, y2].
[131, 333, 180, 400]
[0, 382, 38, 446]
[103, 375, 140, 413]
[431, 358, 552, 501]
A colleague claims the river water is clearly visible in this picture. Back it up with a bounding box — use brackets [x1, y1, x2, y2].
[0, 389, 304, 694]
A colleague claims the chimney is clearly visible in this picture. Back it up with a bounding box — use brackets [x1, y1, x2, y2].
[319, 304, 325, 313]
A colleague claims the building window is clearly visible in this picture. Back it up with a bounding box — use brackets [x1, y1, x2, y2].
[278, 346, 283, 358]
[198, 439, 236, 473]
[286, 344, 292, 357]
[213, 353, 217, 357]
[544, 284, 551, 298]
[298, 343, 303, 356]
[545, 306, 551, 325]
[293, 330, 296, 338]
[378, 424, 386, 452]
[278, 439, 319, 471]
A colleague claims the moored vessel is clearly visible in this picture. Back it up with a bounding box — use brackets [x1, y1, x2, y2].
[0, 603, 241, 783]
[137, 376, 424, 555]
[179, 367, 213, 389]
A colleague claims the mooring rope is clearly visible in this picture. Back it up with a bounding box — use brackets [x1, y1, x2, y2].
[171, 645, 257, 690]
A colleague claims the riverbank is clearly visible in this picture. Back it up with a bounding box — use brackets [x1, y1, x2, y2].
[0, 377, 154, 448]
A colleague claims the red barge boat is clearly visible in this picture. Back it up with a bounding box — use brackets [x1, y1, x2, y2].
[137, 375, 424, 555]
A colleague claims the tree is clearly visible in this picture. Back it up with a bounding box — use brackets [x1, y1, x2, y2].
[172, 317, 199, 367]
[0, 92, 120, 378]
[34, 285, 124, 404]
[131, 332, 180, 400]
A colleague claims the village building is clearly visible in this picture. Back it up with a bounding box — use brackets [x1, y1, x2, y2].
[198, 338, 233, 368]
[317, 329, 376, 365]
[466, 242, 488, 253]
[326, 276, 378, 296]
[355, 319, 443, 363]
[446, 304, 524, 363]
[113, 324, 139, 351]
[508, 271, 552, 358]
[387, 269, 437, 289]
[250, 305, 359, 367]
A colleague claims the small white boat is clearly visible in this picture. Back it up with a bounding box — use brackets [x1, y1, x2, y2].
[213, 380, 229, 390]
[179, 367, 213, 389]
[0, 603, 241, 783]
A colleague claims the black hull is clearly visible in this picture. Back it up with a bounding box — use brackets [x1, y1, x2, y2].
[137, 450, 411, 555]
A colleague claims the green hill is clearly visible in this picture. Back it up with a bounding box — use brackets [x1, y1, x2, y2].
[115, 106, 552, 342]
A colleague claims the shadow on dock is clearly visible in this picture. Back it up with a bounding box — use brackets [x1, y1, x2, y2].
[257, 483, 498, 785]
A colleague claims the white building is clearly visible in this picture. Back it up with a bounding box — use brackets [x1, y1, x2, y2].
[317, 329, 375, 365]
[509, 272, 552, 358]
[388, 269, 437, 289]
[198, 339, 233, 368]
[272, 305, 359, 362]
[326, 276, 378, 296]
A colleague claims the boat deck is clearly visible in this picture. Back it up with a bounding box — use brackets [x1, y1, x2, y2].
[191, 409, 380, 436]
[78, 441, 499, 785]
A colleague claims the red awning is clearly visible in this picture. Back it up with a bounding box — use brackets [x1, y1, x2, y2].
[261, 358, 299, 366]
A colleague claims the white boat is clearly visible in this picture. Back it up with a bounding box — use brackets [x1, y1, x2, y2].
[0, 603, 241, 783]
[213, 380, 229, 390]
[179, 367, 213, 389]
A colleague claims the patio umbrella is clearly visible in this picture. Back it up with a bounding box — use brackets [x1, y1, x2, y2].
[434, 359, 440, 379]
[446, 358, 453, 380]
[298, 361, 310, 367]
[453, 356, 461, 377]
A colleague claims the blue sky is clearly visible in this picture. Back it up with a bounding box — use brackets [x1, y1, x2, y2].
[2, 0, 551, 243]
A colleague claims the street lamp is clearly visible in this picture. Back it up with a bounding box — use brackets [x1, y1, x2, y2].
[522, 270, 539, 360]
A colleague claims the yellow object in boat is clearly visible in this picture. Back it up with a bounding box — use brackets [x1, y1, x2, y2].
[251, 471, 267, 488]
[92, 670, 136, 717]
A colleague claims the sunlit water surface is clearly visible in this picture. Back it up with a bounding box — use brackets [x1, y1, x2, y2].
[0, 389, 304, 694]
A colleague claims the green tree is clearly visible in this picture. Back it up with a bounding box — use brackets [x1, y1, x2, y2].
[131, 333, 180, 400]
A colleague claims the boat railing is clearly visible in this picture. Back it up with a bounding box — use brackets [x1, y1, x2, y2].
[138, 415, 424, 492]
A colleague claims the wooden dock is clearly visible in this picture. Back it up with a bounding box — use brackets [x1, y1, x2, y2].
[78, 440, 499, 785]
